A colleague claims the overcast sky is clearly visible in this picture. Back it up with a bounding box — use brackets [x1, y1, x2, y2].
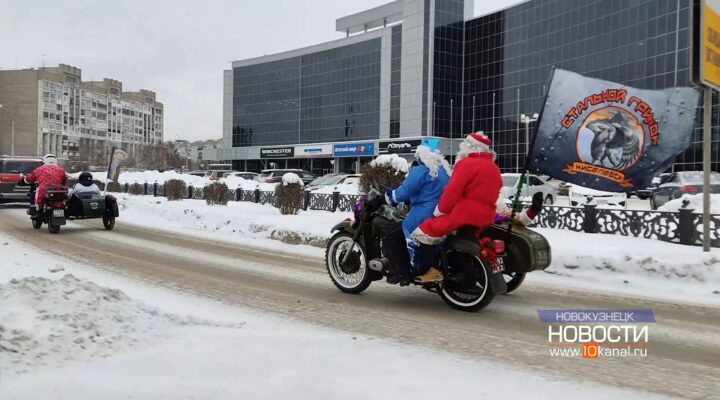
[0, 0, 523, 142]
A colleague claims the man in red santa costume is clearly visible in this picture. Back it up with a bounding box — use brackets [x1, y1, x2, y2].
[411, 131, 503, 283]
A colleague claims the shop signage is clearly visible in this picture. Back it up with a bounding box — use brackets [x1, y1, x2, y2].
[700, 0, 720, 90]
[333, 142, 375, 157]
[379, 139, 422, 154]
[260, 147, 294, 159]
[294, 144, 333, 158]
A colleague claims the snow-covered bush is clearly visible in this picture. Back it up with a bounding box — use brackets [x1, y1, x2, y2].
[275, 173, 304, 215]
[164, 179, 187, 201]
[359, 154, 409, 194]
[659, 193, 720, 214]
[204, 182, 230, 206]
[129, 183, 144, 195]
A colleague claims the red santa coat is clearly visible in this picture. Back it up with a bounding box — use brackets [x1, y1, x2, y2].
[417, 152, 502, 238]
[24, 164, 67, 208]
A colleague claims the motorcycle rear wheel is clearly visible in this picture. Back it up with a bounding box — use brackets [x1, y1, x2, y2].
[439, 251, 496, 312]
[48, 224, 60, 234]
[325, 231, 371, 294]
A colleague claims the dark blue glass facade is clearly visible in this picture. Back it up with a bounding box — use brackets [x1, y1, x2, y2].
[462, 0, 718, 172]
[232, 38, 381, 147]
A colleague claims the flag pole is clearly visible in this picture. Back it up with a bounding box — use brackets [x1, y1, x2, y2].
[506, 68, 555, 242]
[702, 87, 712, 252]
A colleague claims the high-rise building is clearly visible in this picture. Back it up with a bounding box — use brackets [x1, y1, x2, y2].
[0, 64, 164, 168]
[212, 0, 718, 174]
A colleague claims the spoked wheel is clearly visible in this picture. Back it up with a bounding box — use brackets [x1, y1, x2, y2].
[32, 218, 42, 229]
[439, 251, 495, 312]
[503, 272, 526, 294]
[325, 231, 371, 294]
[103, 215, 115, 230]
[48, 224, 60, 234]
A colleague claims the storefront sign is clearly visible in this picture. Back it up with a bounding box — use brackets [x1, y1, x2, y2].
[379, 139, 422, 154]
[294, 144, 333, 158]
[333, 142, 375, 157]
[260, 147, 294, 159]
[700, 0, 720, 90]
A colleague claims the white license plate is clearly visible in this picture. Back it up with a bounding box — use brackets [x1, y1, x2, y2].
[53, 209, 65, 217]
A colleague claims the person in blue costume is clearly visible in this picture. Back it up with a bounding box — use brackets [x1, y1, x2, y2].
[364, 138, 451, 285]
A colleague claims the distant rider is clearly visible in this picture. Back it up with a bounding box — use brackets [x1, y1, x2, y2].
[23, 154, 67, 215]
[364, 139, 451, 285]
[68, 171, 101, 199]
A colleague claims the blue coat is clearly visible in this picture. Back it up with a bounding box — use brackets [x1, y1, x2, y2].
[385, 163, 450, 239]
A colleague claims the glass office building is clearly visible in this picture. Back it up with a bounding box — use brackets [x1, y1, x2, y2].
[216, 0, 718, 173]
[463, 0, 718, 172]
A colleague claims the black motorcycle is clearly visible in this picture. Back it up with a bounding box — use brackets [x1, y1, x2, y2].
[326, 198, 511, 312]
[18, 178, 119, 234]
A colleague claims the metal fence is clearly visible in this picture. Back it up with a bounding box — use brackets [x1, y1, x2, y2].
[101, 181, 718, 248]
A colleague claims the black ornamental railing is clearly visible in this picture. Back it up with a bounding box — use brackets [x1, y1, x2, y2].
[76, 180, 718, 248]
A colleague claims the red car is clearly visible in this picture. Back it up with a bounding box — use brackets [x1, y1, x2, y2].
[0, 156, 43, 204]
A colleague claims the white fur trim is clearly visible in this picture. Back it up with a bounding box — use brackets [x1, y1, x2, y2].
[433, 205, 444, 217]
[517, 210, 533, 226]
[410, 227, 445, 245]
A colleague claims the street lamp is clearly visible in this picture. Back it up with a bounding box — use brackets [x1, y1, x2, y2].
[520, 113, 539, 158]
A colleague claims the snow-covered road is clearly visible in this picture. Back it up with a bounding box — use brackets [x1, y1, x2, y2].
[1, 206, 718, 399]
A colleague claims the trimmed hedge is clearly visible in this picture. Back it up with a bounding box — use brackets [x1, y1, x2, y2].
[128, 183, 144, 195]
[164, 179, 187, 201]
[359, 163, 405, 195]
[275, 182, 304, 215]
[204, 182, 230, 205]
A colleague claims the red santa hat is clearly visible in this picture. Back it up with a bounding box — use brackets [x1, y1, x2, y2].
[461, 131, 493, 155]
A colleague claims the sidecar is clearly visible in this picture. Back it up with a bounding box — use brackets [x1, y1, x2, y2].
[66, 193, 119, 230]
[484, 224, 552, 293]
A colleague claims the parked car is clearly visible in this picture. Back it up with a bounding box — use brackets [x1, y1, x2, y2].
[649, 171, 720, 210]
[568, 184, 627, 208]
[309, 174, 361, 195]
[306, 173, 359, 191]
[631, 173, 670, 200]
[256, 169, 317, 184]
[542, 178, 571, 196]
[204, 170, 239, 181]
[187, 170, 207, 177]
[224, 171, 258, 180]
[500, 173, 556, 205]
[0, 156, 43, 204]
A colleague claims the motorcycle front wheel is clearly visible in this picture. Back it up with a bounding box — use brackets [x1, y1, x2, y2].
[325, 231, 371, 294]
[439, 251, 496, 312]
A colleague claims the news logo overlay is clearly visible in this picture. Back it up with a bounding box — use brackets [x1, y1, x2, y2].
[538, 309, 655, 359]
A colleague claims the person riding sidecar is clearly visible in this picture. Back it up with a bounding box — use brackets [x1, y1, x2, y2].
[363, 139, 452, 285]
[67, 171, 101, 216]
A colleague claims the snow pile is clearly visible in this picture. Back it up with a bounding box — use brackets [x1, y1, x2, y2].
[534, 228, 720, 300]
[659, 193, 720, 214]
[117, 170, 211, 187]
[370, 154, 409, 173]
[0, 274, 239, 376]
[282, 172, 304, 187]
[221, 175, 276, 191]
[118, 196, 344, 250]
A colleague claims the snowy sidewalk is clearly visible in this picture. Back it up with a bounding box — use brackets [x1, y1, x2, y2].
[0, 235, 669, 400]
